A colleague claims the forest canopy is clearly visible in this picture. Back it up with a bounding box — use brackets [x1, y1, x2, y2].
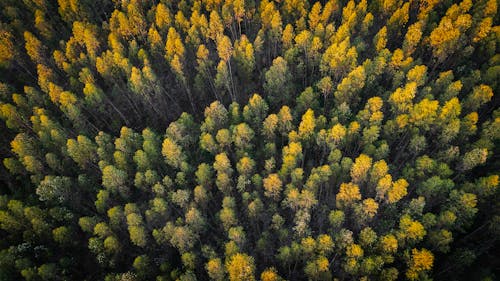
[0, 0, 499, 280]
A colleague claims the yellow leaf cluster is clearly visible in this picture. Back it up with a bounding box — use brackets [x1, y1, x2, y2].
[226, 253, 255, 281]
[336, 182, 361, 208]
[263, 173, 283, 200]
[350, 154, 372, 184]
[346, 243, 363, 258]
[406, 248, 434, 280]
[298, 109, 316, 141]
[387, 178, 408, 203]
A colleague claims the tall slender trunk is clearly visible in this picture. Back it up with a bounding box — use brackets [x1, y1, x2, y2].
[227, 61, 236, 102]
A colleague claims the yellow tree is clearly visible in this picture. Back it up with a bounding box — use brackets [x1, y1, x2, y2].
[473, 17, 493, 43]
[387, 2, 409, 33]
[373, 26, 387, 52]
[206, 258, 225, 280]
[308, 2, 322, 30]
[298, 109, 316, 143]
[165, 27, 184, 62]
[262, 114, 278, 141]
[24, 31, 46, 64]
[208, 11, 224, 42]
[350, 154, 372, 184]
[389, 82, 417, 113]
[0, 29, 15, 68]
[282, 24, 295, 50]
[406, 65, 427, 87]
[398, 214, 426, 243]
[280, 142, 303, 176]
[334, 65, 366, 106]
[316, 76, 334, 108]
[263, 173, 283, 201]
[387, 178, 408, 203]
[155, 3, 172, 33]
[320, 38, 358, 81]
[225, 253, 256, 281]
[217, 35, 236, 100]
[336, 182, 361, 209]
[403, 22, 423, 55]
[409, 98, 439, 129]
[406, 248, 434, 280]
[161, 137, 184, 169]
[464, 84, 493, 112]
[429, 1, 472, 62]
[261, 268, 281, 281]
[234, 35, 255, 82]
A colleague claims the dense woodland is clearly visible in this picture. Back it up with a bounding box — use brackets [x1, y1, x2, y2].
[0, 0, 499, 280]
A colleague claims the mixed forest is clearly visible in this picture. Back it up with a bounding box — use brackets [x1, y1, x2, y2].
[0, 0, 499, 280]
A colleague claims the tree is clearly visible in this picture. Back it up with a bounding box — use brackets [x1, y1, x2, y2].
[67, 135, 97, 169]
[389, 82, 417, 113]
[263, 173, 283, 201]
[36, 176, 72, 203]
[261, 268, 281, 281]
[208, 10, 224, 41]
[225, 253, 255, 281]
[380, 234, 398, 254]
[305, 256, 330, 280]
[298, 109, 316, 143]
[127, 212, 148, 248]
[464, 84, 493, 112]
[202, 101, 229, 134]
[334, 65, 366, 106]
[387, 178, 408, 204]
[24, 31, 46, 64]
[387, 2, 409, 33]
[52, 226, 73, 245]
[429, 3, 472, 62]
[264, 57, 293, 107]
[262, 114, 279, 140]
[0, 1, 499, 280]
[282, 24, 295, 50]
[320, 38, 358, 80]
[232, 123, 254, 153]
[373, 26, 387, 52]
[296, 87, 320, 114]
[406, 65, 427, 87]
[243, 94, 269, 131]
[101, 165, 127, 194]
[234, 35, 255, 82]
[459, 148, 488, 171]
[350, 154, 372, 184]
[185, 207, 205, 233]
[403, 22, 423, 55]
[316, 72, 335, 100]
[216, 35, 236, 100]
[133, 255, 152, 278]
[280, 142, 303, 176]
[406, 248, 434, 280]
[206, 258, 225, 281]
[336, 182, 361, 209]
[162, 137, 185, 169]
[0, 29, 15, 68]
[398, 215, 426, 243]
[155, 3, 172, 32]
[214, 152, 234, 194]
[196, 163, 214, 187]
[277, 106, 293, 136]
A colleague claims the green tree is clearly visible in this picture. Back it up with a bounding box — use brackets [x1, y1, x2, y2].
[264, 57, 293, 107]
[67, 135, 97, 169]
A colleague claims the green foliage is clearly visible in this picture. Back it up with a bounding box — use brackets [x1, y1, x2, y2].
[0, 0, 498, 280]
